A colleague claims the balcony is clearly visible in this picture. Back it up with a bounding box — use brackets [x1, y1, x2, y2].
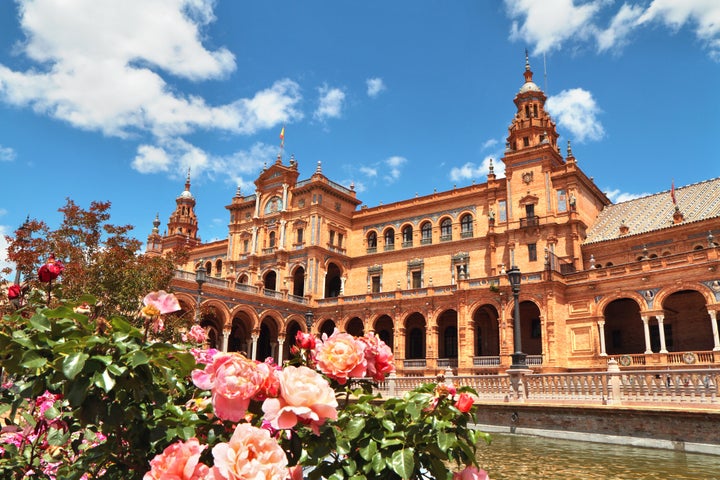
[520, 216, 539, 228]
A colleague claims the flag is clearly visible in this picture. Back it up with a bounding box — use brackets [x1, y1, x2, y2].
[670, 180, 676, 204]
[279, 126, 285, 149]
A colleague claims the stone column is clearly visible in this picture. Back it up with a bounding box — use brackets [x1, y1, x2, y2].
[426, 319, 439, 371]
[709, 310, 720, 351]
[251, 226, 258, 254]
[279, 219, 287, 250]
[254, 191, 261, 218]
[340, 276, 346, 296]
[222, 327, 231, 353]
[251, 333, 259, 361]
[282, 183, 288, 211]
[277, 336, 285, 365]
[598, 320, 607, 356]
[641, 315, 653, 354]
[656, 314, 668, 354]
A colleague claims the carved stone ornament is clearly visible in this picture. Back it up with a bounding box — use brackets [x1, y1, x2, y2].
[522, 171, 533, 185]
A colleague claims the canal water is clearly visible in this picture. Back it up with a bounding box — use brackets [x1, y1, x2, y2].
[476, 434, 720, 480]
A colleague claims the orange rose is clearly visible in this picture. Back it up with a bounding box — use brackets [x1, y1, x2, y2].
[144, 437, 209, 480]
[209, 423, 288, 480]
[315, 329, 367, 384]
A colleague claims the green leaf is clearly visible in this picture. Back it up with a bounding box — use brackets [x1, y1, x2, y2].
[62, 352, 89, 380]
[359, 439, 377, 461]
[20, 350, 47, 369]
[371, 451, 385, 473]
[128, 350, 150, 368]
[29, 313, 51, 332]
[345, 417, 366, 440]
[93, 369, 116, 393]
[390, 447, 415, 479]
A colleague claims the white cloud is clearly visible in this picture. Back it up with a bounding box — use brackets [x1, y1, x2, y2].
[449, 156, 504, 182]
[0, 145, 16, 162]
[314, 84, 345, 121]
[505, 0, 602, 54]
[546, 88, 604, 142]
[366, 78, 386, 98]
[384, 155, 407, 183]
[0, 0, 303, 160]
[359, 166, 378, 177]
[637, 0, 720, 60]
[482, 138, 498, 150]
[597, 4, 645, 52]
[132, 145, 172, 173]
[505, 0, 720, 59]
[605, 188, 650, 204]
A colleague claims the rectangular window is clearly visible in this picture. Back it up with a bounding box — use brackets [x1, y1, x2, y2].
[528, 243, 537, 262]
[371, 275, 381, 293]
[338, 233, 343, 248]
[296, 228, 304, 244]
[557, 189, 567, 212]
[523, 137, 530, 147]
[498, 200, 507, 222]
[243, 239, 249, 252]
[412, 270, 422, 289]
[329, 230, 335, 246]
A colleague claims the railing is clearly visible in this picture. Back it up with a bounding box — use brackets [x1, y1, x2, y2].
[287, 294, 307, 304]
[263, 289, 283, 299]
[520, 216, 539, 228]
[437, 358, 458, 368]
[235, 283, 259, 294]
[205, 277, 228, 287]
[403, 359, 427, 369]
[526, 355, 543, 366]
[376, 368, 720, 406]
[473, 356, 501, 367]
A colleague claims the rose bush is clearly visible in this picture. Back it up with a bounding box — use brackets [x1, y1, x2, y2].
[0, 290, 490, 479]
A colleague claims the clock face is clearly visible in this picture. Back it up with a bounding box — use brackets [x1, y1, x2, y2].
[522, 171, 533, 184]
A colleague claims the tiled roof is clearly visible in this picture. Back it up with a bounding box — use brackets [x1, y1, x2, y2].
[583, 177, 720, 244]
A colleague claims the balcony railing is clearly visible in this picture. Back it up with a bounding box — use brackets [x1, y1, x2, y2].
[437, 358, 458, 368]
[473, 356, 501, 367]
[520, 216, 539, 228]
[403, 359, 427, 369]
[235, 283, 259, 294]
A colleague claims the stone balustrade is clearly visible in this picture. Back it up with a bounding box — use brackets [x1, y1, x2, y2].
[376, 364, 720, 407]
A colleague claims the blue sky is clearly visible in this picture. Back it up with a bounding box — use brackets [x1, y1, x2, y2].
[1, 1, 719, 276]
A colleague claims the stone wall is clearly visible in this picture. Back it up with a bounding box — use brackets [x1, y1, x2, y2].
[474, 403, 720, 453]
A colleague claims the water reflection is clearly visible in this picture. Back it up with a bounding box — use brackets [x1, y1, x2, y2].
[476, 434, 720, 480]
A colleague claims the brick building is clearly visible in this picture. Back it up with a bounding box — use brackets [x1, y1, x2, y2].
[149, 57, 720, 374]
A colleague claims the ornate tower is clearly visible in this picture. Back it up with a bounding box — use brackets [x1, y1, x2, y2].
[164, 170, 200, 250]
[145, 213, 163, 255]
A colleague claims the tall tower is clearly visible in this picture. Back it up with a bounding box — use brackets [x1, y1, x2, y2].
[164, 169, 200, 250]
[145, 213, 163, 255]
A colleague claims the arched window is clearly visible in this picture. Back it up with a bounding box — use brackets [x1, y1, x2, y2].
[420, 222, 432, 245]
[205, 261, 212, 275]
[367, 231, 377, 251]
[215, 259, 223, 276]
[460, 214, 473, 237]
[384, 228, 395, 251]
[268, 231, 276, 248]
[440, 218, 452, 241]
[402, 225, 413, 247]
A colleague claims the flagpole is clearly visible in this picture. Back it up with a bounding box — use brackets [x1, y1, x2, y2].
[279, 124, 286, 161]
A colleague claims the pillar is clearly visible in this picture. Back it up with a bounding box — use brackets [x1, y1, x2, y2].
[656, 314, 668, 354]
[277, 336, 285, 365]
[222, 327, 231, 353]
[251, 333, 259, 361]
[710, 310, 720, 351]
[254, 190, 261, 218]
[641, 315, 652, 354]
[279, 219, 287, 250]
[598, 320, 607, 356]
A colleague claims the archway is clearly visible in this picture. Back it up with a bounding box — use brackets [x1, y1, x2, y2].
[264, 271, 277, 291]
[473, 304, 500, 356]
[284, 320, 303, 360]
[519, 301, 542, 356]
[345, 317, 364, 337]
[603, 298, 643, 355]
[257, 317, 278, 361]
[319, 319, 336, 338]
[228, 312, 252, 354]
[437, 309, 458, 359]
[374, 314, 394, 352]
[292, 266, 305, 297]
[325, 262, 342, 298]
[405, 312, 426, 359]
[662, 290, 713, 351]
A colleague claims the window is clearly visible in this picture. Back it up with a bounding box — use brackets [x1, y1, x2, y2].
[268, 231, 276, 248]
[524, 105, 530, 118]
[421, 222, 432, 244]
[367, 232, 377, 252]
[440, 218, 452, 241]
[402, 226, 413, 247]
[329, 230, 335, 245]
[460, 214, 473, 238]
[296, 228, 304, 244]
[243, 239, 249, 253]
[384, 228, 395, 251]
[338, 233, 343, 248]
[371, 275, 381, 293]
[498, 200, 507, 222]
[411, 270, 422, 289]
[557, 189, 567, 212]
[525, 204, 535, 217]
[528, 243, 537, 262]
[523, 137, 530, 147]
[533, 104, 538, 117]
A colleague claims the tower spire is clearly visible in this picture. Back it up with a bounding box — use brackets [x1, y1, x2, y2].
[184, 168, 191, 193]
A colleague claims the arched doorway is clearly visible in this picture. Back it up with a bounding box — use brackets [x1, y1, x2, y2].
[345, 317, 364, 337]
[473, 304, 500, 357]
[519, 301, 542, 356]
[437, 309, 458, 362]
[257, 316, 278, 361]
[325, 262, 342, 298]
[374, 314, 394, 352]
[319, 319, 336, 337]
[292, 266, 305, 297]
[264, 271, 277, 291]
[603, 298, 643, 355]
[228, 312, 252, 355]
[662, 290, 713, 352]
[405, 312, 426, 360]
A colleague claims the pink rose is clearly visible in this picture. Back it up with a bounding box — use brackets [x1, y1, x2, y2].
[253, 359, 280, 401]
[262, 365, 338, 435]
[295, 331, 316, 350]
[359, 332, 395, 381]
[315, 329, 367, 384]
[143, 290, 181, 315]
[453, 466, 490, 480]
[190, 348, 219, 366]
[144, 437, 209, 480]
[209, 423, 288, 480]
[8, 284, 21, 299]
[184, 325, 207, 344]
[191, 353, 264, 422]
[455, 392, 474, 413]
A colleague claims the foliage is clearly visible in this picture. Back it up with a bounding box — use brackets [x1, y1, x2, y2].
[0, 292, 490, 479]
[2, 198, 186, 320]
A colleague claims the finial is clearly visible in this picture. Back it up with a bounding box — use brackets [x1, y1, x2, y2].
[350, 181, 355, 191]
[152, 213, 160, 233]
[263, 160, 267, 170]
[185, 168, 191, 191]
[289, 154, 296, 165]
[234, 185, 242, 198]
[525, 48, 530, 70]
[567, 140, 572, 155]
[489, 158, 494, 175]
[315, 161, 322, 174]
